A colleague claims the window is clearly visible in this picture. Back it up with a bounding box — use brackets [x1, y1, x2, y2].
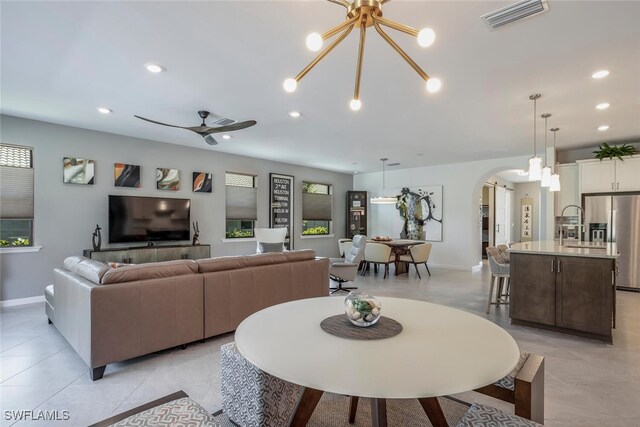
[302, 182, 332, 235]
[225, 172, 257, 238]
[0, 144, 34, 246]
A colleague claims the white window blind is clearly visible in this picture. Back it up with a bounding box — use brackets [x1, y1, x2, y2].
[0, 144, 34, 219]
[225, 172, 257, 220]
[302, 182, 332, 221]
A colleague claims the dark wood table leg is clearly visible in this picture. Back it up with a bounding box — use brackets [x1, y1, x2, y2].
[349, 396, 359, 423]
[289, 387, 324, 427]
[371, 398, 387, 427]
[418, 397, 449, 427]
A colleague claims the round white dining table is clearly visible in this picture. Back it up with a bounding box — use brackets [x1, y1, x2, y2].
[235, 296, 520, 427]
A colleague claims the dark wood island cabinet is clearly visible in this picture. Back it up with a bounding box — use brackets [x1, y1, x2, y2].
[509, 242, 617, 343]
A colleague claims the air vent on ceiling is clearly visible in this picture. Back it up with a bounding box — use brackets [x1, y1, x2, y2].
[481, 0, 549, 31]
[387, 162, 401, 167]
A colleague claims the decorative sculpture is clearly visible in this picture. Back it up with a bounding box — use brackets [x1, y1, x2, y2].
[395, 187, 442, 240]
[192, 221, 200, 245]
[92, 224, 102, 251]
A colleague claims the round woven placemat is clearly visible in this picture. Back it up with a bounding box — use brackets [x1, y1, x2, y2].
[320, 314, 402, 340]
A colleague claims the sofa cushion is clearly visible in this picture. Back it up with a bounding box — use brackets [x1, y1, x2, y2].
[284, 249, 316, 262]
[244, 253, 287, 267]
[63, 256, 110, 284]
[197, 256, 248, 273]
[257, 241, 285, 254]
[101, 259, 198, 285]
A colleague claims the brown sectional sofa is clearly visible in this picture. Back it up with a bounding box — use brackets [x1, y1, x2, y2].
[50, 250, 329, 380]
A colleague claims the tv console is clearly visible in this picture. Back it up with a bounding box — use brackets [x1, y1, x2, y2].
[83, 244, 210, 264]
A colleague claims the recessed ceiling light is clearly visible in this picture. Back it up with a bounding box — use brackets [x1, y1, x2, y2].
[145, 63, 165, 73]
[596, 102, 610, 110]
[597, 125, 610, 131]
[97, 107, 112, 114]
[289, 111, 301, 118]
[592, 70, 609, 79]
[222, 135, 231, 140]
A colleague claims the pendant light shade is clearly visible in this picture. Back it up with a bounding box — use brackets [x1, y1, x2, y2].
[370, 158, 397, 204]
[549, 173, 561, 192]
[528, 157, 542, 181]
[527, 94, 542, 181]
[549, 127, 561, 192]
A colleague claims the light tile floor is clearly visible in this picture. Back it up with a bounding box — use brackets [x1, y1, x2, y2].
[1, 263, 639, 426]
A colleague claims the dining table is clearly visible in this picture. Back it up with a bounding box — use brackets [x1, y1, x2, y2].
[368, 238, 425, 275]
[235, 296, 520, 427]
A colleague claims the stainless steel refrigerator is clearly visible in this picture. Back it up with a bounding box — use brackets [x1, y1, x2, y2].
[584, 194, 640, 291]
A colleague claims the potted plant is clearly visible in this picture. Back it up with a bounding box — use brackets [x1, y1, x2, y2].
[593, 143, 637, 161]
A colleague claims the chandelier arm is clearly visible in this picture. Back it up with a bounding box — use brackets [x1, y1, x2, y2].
[294, 23, 356, 82]
[353, 16, 368, 101]
[322, 13, 360, 40]
[373, 22, 429, 81]
[372, 15, 419, 37]
[327, 0, 351, 9]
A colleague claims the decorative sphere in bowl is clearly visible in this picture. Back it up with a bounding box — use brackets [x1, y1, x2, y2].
[344, 292, 381, 327]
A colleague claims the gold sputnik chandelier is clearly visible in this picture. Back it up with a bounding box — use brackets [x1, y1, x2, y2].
[283, 0, 441, 111]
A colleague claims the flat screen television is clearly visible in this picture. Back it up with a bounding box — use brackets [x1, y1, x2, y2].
[109, 195, 190, 243]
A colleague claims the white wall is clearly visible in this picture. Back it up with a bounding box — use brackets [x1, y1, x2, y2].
[354, 155, 532, 270]
[0, 115, 353, 301]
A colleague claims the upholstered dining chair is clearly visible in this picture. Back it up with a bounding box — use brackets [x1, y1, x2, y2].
[338, 238, 353, 258]
[474, 353, 545, 424]
[254, 228, 287, 253]
[398, 242, 432, 278]
[497, 244, 510, 263]
[362, 242, 394, 279]
[329, 235, 366, 294]
[486, 247, 510, 314]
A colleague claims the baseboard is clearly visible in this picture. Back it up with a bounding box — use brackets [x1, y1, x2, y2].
[0, 295, 45, 308]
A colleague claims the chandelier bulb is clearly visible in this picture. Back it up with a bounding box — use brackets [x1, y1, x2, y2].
[426, 78, 442, 93]
[417, 28, 436, 47]
[305, 33, 323, 52]
[350, 99, 362, 111]
[283, 78, 298, 93]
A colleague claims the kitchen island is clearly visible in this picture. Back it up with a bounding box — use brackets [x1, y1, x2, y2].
[508, 241, 618, 343]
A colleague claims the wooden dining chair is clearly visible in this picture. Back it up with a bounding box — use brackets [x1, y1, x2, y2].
[474, 353, 545, 424]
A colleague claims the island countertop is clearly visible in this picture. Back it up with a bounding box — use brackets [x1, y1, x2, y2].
[509, 241, 618, 259]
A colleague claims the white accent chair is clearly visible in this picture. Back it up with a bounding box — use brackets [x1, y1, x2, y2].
[398, 243, 432, 278]
[329, 235, 366, 294]
[254, 228, 287, 253]
[362, 242, 394, 279]
[338, 238, 353, 258]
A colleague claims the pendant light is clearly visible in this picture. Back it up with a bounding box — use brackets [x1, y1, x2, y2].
[549, 128, 561, 192]
[528, 94, 542, 181]
[540, 113, 552, 188]
[370, 158, 396, 204]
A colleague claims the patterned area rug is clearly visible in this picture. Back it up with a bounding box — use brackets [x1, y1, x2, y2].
[212, 393, 470, 426]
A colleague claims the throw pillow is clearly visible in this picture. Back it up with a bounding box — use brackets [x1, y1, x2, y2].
[257, 242, 285, 254]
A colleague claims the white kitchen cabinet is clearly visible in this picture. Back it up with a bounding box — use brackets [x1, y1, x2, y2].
[578, 156, 640, 194]
[555, 163, 580, 216]
[615, 156, 640, 191]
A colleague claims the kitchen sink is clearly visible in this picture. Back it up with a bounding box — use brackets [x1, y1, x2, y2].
[564, 244, 606, 250]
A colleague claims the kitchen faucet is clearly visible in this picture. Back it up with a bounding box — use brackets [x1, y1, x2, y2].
[559, 204, 585, 246]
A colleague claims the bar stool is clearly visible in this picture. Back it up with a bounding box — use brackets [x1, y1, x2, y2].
[486, 247, 510, 314]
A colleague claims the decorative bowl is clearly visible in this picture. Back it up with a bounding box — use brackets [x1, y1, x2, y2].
[344, 292, 382, 327]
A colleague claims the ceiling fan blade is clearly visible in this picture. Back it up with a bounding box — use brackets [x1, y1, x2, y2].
[204, 120, 257, 134]
[134, 115, 190, 130]
[203, 134, 219, 145]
